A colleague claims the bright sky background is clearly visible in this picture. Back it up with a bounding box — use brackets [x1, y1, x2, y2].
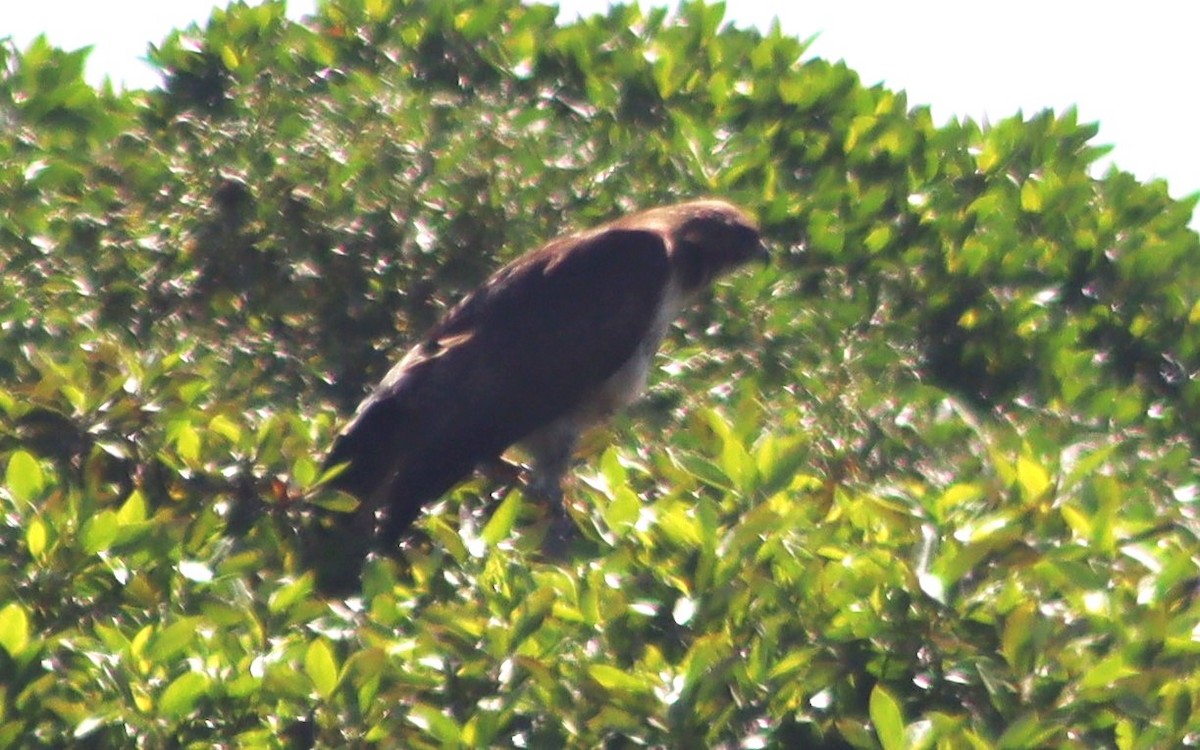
[5, 0, 1198, 222]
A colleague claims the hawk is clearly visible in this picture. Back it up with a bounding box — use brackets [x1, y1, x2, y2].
[308, 199, 767, 593]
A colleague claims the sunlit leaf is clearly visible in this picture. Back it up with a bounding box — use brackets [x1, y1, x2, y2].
[4, 1, 1200, 745]
[149, 618, 201, 662]
[407, 704, 461, 744]
[599, 446, 628, 495]
[175, 422, 202, 464]
[159, 671, 211, 719]
[509, 587, 555, 650]
[719, 431, 755, 492]
[588, 664, 652, 696]
[74, 716, 106, 740]
[654, 503, 704, 547]
[870, 685, 905, 750]
[81, 511, 119, 555]
[672, 596, 696, 625]
[1000, 603, 1035, 673]
[1016, 454, 1052, 501]
[1079, 652, 1138, 692]
[219, 44, 240, 71]
[604, 486, 640, 532]
[26, 516, 49, 559]
[1020, 180, 1043, 212]
[6, 450, 45, 504]
[178, 560, 213, 583]
[996, 715, 1060, 749]
[809, 209, 845, 254]
[365, 0, 392, 22]
[208, 413, 243, 444]
[0, 603, 31, 657]
[673, 453, 734, 492]
[481, 487, 523, 545]
[268, 576, 313, 614]
[305, 638, 339, 699]
[117, 490, 148, 525]
[292, 455, 318, 488]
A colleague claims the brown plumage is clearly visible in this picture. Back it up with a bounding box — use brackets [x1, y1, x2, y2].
[308, 199, 767, 593]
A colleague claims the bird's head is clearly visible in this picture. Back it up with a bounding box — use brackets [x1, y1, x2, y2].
[664, 199, 769, 292]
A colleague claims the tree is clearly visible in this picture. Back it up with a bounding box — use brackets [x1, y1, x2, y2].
[1, 0, 1197, 746]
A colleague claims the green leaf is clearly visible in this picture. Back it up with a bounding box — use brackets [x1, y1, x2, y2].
[117, 490, 148, 525]
[1001, 603, 1035, 672]
[407, 704, 461, 745]
[599, 446, 628, 494]
[604, 486, 640, 532]
[311, 490, 360, 513]
[934, 483, 984, 517]
[509, 587, 555, 650]
[6, 450, 45, 504]
[588, 664, 651, 697]
[208, 413, 242, 444]
[481, 487, 523, 545]
[870, 685, 906, 750]
[0, 602, 31, 657]
[305, 638, 339, 699]
[175, 422, 202, 464]
[809, 209, 845, 254]
[1020, 180, 1044, 212]
[754, 432, 810, 494]
[219, 44, 240, 71]
[149, 618, 201, 662]
[719, 431, 756, 492]
[26, 516, 49, 559]
[681, 633, 732, 700]
[864, 224, 894, 253]
[159, 671, 211, 719]
[365, 0, 392, 22]
[1016, 454, 1052, 501]
[1079, 652, 1137, 692]
[292, 455, 318, 487]
[997, 715, 1060, 749]
[1115, 720, 1135, 750]
[977, 135, 1006, 173]
[81, 511, 119, 555]
[674, 452, 734, 492]
[844, 115, 876, 154]
[1062, 443, 1119, 489]
[653, 503, 703, 547]
[268, 576, 313, 614]
[1059, 503, 1092, 539]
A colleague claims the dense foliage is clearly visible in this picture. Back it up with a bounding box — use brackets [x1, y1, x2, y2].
[2, 0, 1199, 746]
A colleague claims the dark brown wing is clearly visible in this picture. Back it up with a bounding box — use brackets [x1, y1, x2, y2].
[323, 227, 672, 538]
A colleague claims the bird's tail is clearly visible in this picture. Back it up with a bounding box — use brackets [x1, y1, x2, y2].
[300, 498, 376, 596]
[305, 397, 410, 596]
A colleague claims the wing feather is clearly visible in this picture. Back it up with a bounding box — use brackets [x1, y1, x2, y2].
[324, 227, 672, 533]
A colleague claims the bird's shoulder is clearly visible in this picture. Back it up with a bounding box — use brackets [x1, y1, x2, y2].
[439, 226, 672, 332]
[361, 225, 676, 412]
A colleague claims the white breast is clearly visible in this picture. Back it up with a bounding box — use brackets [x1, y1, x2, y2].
[515, 278, 686, 471]
[581, 278, 685, 425]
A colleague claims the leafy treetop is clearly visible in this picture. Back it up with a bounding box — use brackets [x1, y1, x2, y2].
[0, 0, 1197, 747]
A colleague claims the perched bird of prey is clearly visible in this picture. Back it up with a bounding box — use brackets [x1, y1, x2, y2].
[308, 199, 767, 593]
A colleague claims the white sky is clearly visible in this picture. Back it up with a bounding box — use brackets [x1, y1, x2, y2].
[4, 0, 1198, 221]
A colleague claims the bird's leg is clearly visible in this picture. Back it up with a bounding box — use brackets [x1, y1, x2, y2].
[526, 431, 579, 555]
